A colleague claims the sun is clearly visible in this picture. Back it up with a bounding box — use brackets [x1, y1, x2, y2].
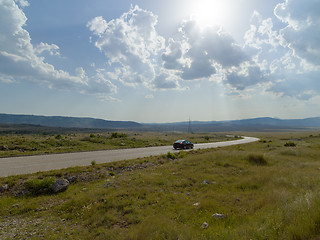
[190, 0, 229, 28]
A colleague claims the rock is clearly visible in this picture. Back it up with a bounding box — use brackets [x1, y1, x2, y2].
[202, 180, 210, 184]
[50, 179, 69, 193]
[201, 222, 209, 229]
[120, 143, 126, 146]
[193, 202, 200, 206]
[11, 204, 19, 208]
[212, 213, 226, 219]
[67, 176, 77, 183]
[0, 145, 9, 151]
[0, 184, 9, 192]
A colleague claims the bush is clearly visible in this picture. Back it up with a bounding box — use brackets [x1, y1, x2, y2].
[166, 152, 177, 159]
[284, 141, 296, 147]
[91, 160, 96, 166]
[111, 132, 127, 139]
[247, 154, 267, 166]
[55, 134, 63, 140]
[25, 177, 55, 195]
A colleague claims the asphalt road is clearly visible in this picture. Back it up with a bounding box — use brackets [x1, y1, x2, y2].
[0, 136, 259, 177]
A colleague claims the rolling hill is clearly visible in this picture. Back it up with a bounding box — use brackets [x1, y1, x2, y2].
[0, 113, 142, 129]
[0, 113, 319, 132]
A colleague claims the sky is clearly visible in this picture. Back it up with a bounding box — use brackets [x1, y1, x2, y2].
[0, 0, 319, 123]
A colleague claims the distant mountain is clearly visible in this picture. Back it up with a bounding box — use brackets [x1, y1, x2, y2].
[0, 114, 319, 132]
[0, 113, 142, 129]
[145, 117, 320, 132]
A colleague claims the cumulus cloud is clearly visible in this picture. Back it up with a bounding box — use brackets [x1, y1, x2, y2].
[87, 9, 258, 91]
[226, 63, 268, 90]
[0, 0, 116, 99]
[161, 19, 261, 91]
[153, 71, 180, 90]
[245, 12, 282, 50]
[161, 20, 251, 84]
[243, 0, 320, 100]
[180, 21, 248, 68]
[14, 0, 29, 7]
[87, 5, 165, 88]
[161, 38, 183, 70]
[35, 42, 60, 56]
[275, 0, 320, 66]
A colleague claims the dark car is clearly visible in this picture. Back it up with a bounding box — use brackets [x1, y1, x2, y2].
[173, 140, 194, 149]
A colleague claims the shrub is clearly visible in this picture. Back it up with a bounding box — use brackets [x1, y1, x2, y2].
[25, 177, 55, 195]
[247, 154, 267, 166]
[166, 151, 177, 159]
[91, 160, 96, 166]
[284, 141, 296, 147]
[111, 132, 127, 139]
[204, 136, 210, 141]
[55, 134, 63, 140]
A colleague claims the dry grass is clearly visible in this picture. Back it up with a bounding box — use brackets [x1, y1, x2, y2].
[1, 131, 320, 239]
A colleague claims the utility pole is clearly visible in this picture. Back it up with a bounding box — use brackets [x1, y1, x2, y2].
[188, 117, 192, 133]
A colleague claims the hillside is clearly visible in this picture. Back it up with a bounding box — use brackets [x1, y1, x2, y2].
[0, 114, 142, 129]
[146, 117, 320, 132]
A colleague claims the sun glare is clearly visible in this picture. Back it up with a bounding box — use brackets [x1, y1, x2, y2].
[191, 0, 229, 28]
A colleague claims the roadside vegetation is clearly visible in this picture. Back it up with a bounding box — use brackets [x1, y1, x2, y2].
[0, 132, 231, 157]
[1, 132, 320, 239]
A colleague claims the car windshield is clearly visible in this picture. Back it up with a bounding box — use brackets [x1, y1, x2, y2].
[175, 140, 185, 143]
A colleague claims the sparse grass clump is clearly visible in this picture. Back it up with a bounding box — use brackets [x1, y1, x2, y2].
[284, 141, 296, 147]
[247, 153, 268, 165]
[24, 177, 55, 195]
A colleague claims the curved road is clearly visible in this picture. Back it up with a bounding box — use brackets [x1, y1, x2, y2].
[0, 136, 259, 177]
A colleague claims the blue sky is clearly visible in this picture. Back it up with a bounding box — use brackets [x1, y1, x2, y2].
[0, 0, 319, 123]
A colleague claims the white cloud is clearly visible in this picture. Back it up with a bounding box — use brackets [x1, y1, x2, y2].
[14, 0, 28, 7]
[153, 71, 180, 90]
[275, 0, 320, 66]
[34, 42, 60, 56]
[82, 70, 117, 95]
[243, 1, 320, 100]
[162, 38, 183, 70]
[226, 63, 268, 90]
[0, 0, 84, 88]
[87, 7, 269, 93]
[0, 0, 116, 98]
[87, 5, 165, 89]
[181, 21, 248, 68]
[86, 16, 108, 36]
[163, 20, 250, 82]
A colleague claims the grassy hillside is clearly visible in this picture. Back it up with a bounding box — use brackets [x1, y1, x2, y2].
[0, 113, 142, 129]
[1, 132, 320, 239]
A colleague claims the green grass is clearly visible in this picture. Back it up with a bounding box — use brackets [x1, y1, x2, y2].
[0, 132, 230, 157]
[1, 132, 320, 239]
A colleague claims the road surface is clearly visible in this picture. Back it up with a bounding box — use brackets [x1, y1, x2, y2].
[0, 136, 259, 177]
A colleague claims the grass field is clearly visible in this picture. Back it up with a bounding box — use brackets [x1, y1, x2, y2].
[1, 131, 320, 239]
[0, 131, 231, 157]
